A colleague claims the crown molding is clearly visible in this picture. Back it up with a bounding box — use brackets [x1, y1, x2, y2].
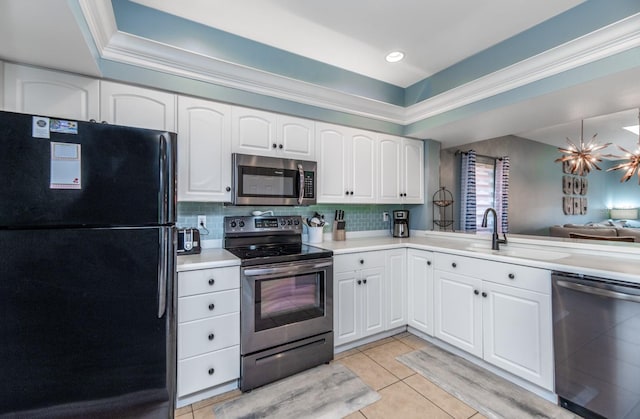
[79, 2, 640, 129]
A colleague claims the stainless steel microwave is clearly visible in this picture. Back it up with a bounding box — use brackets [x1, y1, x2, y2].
[232, 153, 317, 206]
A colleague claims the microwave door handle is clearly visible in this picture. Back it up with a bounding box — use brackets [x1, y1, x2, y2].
[297, 164, 304, 205]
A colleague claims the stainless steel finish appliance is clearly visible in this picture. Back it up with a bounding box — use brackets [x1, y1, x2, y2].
[0, 110, 176, 417]
[552, 271, 640, 419]
[393, 210, 410, 237]
[232, 153, 317, 206]
[177, 228, 201, 254]
[224, 215, 333, 392]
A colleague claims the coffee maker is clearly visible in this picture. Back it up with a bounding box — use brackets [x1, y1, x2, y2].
[392, 210, 410, 238]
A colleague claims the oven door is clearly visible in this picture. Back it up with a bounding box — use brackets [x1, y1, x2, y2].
[240, 258, 333, 355]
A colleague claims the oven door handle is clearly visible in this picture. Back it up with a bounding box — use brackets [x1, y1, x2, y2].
[244, 260, 333, 278]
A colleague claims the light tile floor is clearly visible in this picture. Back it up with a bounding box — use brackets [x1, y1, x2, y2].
[175, 332, 495, 419]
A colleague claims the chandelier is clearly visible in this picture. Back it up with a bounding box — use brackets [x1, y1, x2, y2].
[607, 109, 640, 183]
[555, 120, 612, 176]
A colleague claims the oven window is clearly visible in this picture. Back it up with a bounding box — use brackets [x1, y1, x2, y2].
[255, 272, 324, 331]
[239, 166, 297, 197]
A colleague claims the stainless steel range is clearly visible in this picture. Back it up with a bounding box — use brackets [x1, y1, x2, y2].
[224, 215, 334, 392]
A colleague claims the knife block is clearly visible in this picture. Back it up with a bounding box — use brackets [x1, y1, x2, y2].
[332, 220, 346, 241]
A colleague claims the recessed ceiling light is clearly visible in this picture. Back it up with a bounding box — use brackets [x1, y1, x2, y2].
[385, 51, 404, 63]
[623, 125, 639, 135]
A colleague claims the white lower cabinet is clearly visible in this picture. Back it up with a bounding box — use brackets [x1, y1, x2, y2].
[385, 249, 407, 330]
[177, 266, 240, 400]
[407, 249, 434, 335]
[334, 251, 386, 346]
[433, 253, 553, 390]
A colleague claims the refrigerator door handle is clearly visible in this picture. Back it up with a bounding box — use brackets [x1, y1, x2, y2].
[159, 135, 168, 224]
[158, 228, 169, 318]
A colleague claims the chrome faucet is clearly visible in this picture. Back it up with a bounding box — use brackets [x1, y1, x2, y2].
[481, 208, 507, 250]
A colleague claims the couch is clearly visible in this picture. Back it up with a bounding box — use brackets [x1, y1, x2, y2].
[549, 223, 640, 242]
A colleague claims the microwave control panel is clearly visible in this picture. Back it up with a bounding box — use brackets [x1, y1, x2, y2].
[303, 171, 315, 198]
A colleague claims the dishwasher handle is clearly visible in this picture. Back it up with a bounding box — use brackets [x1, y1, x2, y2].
[554, 275, 640, 303]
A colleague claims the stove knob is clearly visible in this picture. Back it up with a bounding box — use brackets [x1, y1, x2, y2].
[280, 219, 286, 226]
[287, 219, 292, 225]
[239, 221, 245, 228]
[294, 219, 300, 225]
[230, 221, 237, 228]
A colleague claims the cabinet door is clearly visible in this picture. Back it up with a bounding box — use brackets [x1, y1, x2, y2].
[278, 115, 315, 159]
[177, 97, 232, 202]
[402, 139, 424, 204]
[316, 122, 349, 203]
[4, 63, 99, 121]
[350, 130, 377, 202]
[385, 249, 407, 330]
[407, 250, 434, 335]
[100, 81, 176, 131]
[231, 107, 277, 156]
[360, 267, 385, 337]
[482, 282, 553, 390]
[378, 136, 402, 203]
[334, 270, 359, 346]
[434, 270, 482, 358]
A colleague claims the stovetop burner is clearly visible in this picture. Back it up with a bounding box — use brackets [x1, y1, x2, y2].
[223, 215, 333, 266]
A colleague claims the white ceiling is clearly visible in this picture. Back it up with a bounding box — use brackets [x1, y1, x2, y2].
[1, 0, 638, 151]
[130, 0, 584, 88]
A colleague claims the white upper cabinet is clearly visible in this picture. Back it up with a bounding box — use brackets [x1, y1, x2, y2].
[3, 63, 99, 121]
[100, 81, 176, 131]
[231, 107, 315, 159]
[177, 96, 232, 202]
[378, 135, 424, 204]
[316, 122, 377, 203]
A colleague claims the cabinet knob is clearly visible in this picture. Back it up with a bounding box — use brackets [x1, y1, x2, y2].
[474, 289, 479, 295]
[357, 280, 362, 285]
[272, 143, 277, 148]
[208, 303, 215, 311]
[278, 144, 283, 149]
[359, 259, 364, 264]
[451, 262, 457, 268]
[350, 191, 354, 195]
[208, 278, 215, 286]
[226, 186, 231, 192]
[208, 333, 215, 341]
[427, 261, 431, 266]
[363, 279, 367, 284]
[482, 292, 488, 298]
[508, 273, 515, 279]
[346, 190, 350, 195]
[208, 368, 215, 375]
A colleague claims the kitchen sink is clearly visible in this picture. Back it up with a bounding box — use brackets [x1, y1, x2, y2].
[464, 243, 570, 261]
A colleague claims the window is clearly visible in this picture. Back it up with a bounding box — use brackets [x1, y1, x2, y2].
[475, 158, 495, 232]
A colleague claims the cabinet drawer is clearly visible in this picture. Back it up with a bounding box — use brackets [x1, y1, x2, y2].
[434, 253, 550, 294]
[178, 266, 239, 297]
[334, 250, 387, 273]
[178, 313, 240, 360]
[177, 345, 239, 397]
[178, 289, 239, 323]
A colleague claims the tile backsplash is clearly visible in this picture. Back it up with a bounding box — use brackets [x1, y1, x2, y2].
[178, 202, 404, 240]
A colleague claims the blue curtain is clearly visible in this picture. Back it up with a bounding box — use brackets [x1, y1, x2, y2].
[495, 157, 510, 233]
[460, 151, 477, 232]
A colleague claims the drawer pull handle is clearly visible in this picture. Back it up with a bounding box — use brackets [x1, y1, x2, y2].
[208, 278, 215, 285]
[474, 289, 479, 295]
[452, 262, 457, 268]
[508, 273, 515, 279]
[482, 292, 488, 298]
[208, 368, 215, 375]
[208, 303, 215, 311]
[208, 333, 215, 341]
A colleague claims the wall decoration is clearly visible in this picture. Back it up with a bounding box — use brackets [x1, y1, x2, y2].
[580, 177, 588, 195]
[563, 176, 573, 194]
[580, 198, 588, 215]
[563, 196, 574, 215]
[573, 177, 582, 194]
[563, 160, 572, 174]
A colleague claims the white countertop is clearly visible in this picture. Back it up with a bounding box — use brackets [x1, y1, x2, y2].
[178, 231, 640, 283]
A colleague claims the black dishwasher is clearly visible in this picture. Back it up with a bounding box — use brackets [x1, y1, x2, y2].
[552, 272, 640, 419]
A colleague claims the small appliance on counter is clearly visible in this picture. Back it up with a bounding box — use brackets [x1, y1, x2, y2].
[393, 210, 410, 238]
[177, 228, 201, 254]
[333, 209, 346, 241]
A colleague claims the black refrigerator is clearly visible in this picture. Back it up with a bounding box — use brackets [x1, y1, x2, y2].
[0, 111, 177, 418]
